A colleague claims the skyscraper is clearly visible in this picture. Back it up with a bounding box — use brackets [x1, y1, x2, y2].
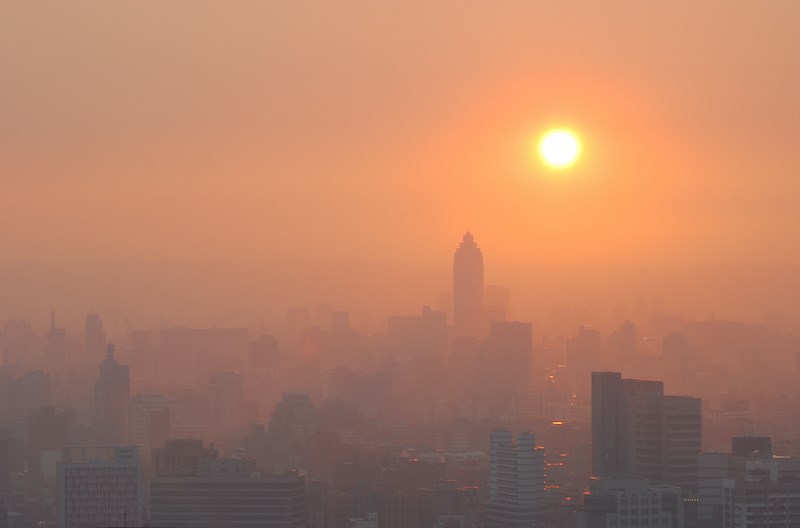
[486, 430, 546, 527]
[591, 372, 701, 496]
[128, 393, 170, 466]
[84, 311, 106, 363]
[94, 345, 130, 445]
[46, 309, 67, 376]
[453, 232, 484, 337]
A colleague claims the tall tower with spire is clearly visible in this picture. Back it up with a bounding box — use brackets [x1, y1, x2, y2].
[453, 232, 484, 337]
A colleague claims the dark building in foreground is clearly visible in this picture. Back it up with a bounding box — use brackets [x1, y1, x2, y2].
[698, 436, 800, 528]
[575, 477, 684, 528]
[149, 458, 306, 527]
[592, 372, 701, 496]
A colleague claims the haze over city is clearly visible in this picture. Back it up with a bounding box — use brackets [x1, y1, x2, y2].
[2, 2, 800, 528]
[4, 2, 800, 329]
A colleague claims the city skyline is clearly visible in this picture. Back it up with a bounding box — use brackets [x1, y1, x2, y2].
[4, 2, 800, 329]
[3, 2, 800, 527]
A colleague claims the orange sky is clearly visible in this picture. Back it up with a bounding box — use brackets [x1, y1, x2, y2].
[2, 2, 800, 330]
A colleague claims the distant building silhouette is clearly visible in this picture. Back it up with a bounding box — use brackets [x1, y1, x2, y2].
[489, 321, 533, 393]
[453, 233, 484, 337]
[209, 371, 244, 438]
[46, 309, 67, 376]
[26, 406, 73, 481]
[153, 439, 218, 477]
[94, 345, 130, 445]
[0, 370, 51, 436]
[84, 311, 106, 363]
[128, 393, 169, 467]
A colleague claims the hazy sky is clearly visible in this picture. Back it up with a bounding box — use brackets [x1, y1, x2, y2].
[2, 1, 800, 329]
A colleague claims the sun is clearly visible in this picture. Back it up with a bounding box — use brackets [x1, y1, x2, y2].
[539, 129, 581, 168]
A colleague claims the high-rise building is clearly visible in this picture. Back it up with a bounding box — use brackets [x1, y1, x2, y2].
[453, 232, 484, 337]
[485, 430, 546, 527]
[419, 479, 481, 528]
[567, 326, 604, 373]
[128, 393, 169, 466]
[574, 477, 684, 528]
[26, 406, 73, 480]
[0, 370, 52, 436]
[489, 321, 533, 392]
[591, 372, 701, 497]
[209, 371, 244, 436]
[153, 439, 219, 477]
[94, 345, 130, 445]
[84, 312, 106, 363]
[149, 464, 306, 527]
[698, 436, 800, 528]
[57, 446, 143, 528]
[46, 309, 67, 376]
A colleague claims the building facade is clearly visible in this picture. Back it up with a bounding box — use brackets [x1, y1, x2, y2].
[486, 430, 546, 527]
[56, 446, 143, 528]
[575, 477, 684, 528]
[150, 463, 306, 527]
[591, 372, 701, 496]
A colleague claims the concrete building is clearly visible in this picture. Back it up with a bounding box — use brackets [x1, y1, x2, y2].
[485, 430, 546, 527]
[149, 463, 306, 527]
[127, 393, 169, 466]
[592, 372, 701, 495]
[575, 477, 684, 528]
[94, 345, 130, 445]
[0, 370, 51, 436]
[698, 436, 800, 528]
[56, 446, 143, 528]
[152, 438, 218, 477]
[209, 371, 244, 436]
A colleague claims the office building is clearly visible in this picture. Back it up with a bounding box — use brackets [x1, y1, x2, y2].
[592, 372, 701, 496]
[26, 406, 73, 480]
[453, 232, 484, 337]
[575, 477, 684, 528]
[698, 436, 800, 528]
[0, 370, 51, 436]
[485, 430, 546, 527]
[128, 393, 169, 466]
[84, 312, 106, 363]
[57, 446, 143, 528]
[209, 371, 244, 436]
[153, 439, 218, 477]
[46, 309, 67, 376]
[94, 345, 130, 445]
[149, 463, 306, 527]
[488, 321, 533, 392]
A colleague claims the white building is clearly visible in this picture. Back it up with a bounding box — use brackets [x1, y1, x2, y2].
[574, 477, 684, 528]
[57, 446, 143, 528]
[485, 430, 546, 527]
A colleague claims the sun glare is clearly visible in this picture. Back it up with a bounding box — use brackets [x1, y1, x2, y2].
[539, 129, 581, 168]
